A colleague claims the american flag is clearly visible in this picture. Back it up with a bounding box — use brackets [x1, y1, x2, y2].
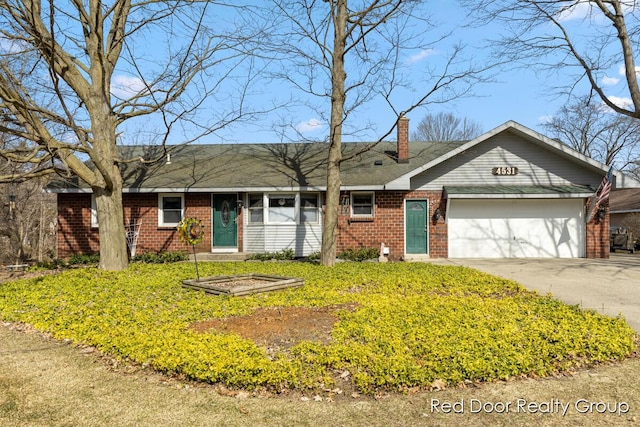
[595, 166, 613, 209]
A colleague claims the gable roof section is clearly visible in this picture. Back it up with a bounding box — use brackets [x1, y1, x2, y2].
[384, 121, 636, 190]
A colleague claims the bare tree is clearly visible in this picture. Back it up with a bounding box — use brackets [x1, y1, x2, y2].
[253, 0, 490, 266]
[0, 158, 56, 264]
[461, 0, 640, 119]
[0, 1, 259, 270]
[544, 94, 640, 171]
[412, 112, 483, 141]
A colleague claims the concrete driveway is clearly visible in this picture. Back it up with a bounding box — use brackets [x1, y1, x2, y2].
[428, 254, 640, 333]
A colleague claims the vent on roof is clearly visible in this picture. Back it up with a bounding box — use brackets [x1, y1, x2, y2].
[374, 160, 383, 166]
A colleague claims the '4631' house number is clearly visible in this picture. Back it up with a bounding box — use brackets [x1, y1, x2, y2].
[492, 166, 519, 176]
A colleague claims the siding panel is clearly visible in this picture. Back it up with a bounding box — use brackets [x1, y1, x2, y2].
[413, 133, 603, 190]
[244, 224, 321, 256]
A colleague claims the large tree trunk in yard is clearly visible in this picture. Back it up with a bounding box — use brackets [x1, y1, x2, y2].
[321, 147, 342, 266]
[94, 184, 128, 271]
[90, 106, 129, 271]
[320, 0, 347, 267]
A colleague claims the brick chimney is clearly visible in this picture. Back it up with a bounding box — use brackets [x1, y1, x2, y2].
[397, 114, 409, 163]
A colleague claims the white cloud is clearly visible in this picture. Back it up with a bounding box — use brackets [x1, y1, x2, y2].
[557, 1, 592, 22]
[295, 118, 325, 133]
[538, 114, 553, 124]
[606, 96, 633, 110]
[557, 1, 636, 22]
[618, 64, 640, 76]
[406, 49, 436, 65]
[111, 75, 148, 99]
[602, 76, 620, 86]
[0, 37, 28, 54]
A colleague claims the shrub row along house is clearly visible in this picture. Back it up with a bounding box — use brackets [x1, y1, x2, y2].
[49, 119, 640, 260]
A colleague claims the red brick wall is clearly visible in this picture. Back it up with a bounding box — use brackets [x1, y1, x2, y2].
[58, 191, 609, 260]
[586, 205, 610, 258]
[57, 193, 214, 258]
[336, 190, 447, 260]
[57, 193, 99, 257]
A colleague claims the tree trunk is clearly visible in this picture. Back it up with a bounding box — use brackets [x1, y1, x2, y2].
[90, 107, 129, 271]
[321, 145, 342, 266]
[94, 183, 128, 271]
[37, 193, 46, 262]
[320, 0, 347, 267]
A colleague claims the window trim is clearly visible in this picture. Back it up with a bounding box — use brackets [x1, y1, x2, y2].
[299, 192, 321, 224]
[266, 193, 297, 224]
[91, 194, 98, 228]
[247, 193, 264, 225]
[351, 192, 375, 218]
[158, 193, 184, 227]
[245, 192, 322, 225]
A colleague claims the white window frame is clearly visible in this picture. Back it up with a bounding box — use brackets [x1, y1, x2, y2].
[91, 194, 99, 228]
[246, 192, 321, 225]
[158, 193, 184, 227]
[247, 193, 264, 224]
[299, 192, 321, 224]
[266, 193, 297, 224]
[351, 192, 375, 218]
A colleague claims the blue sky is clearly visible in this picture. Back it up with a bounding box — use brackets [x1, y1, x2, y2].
[109, 1, 634, 145]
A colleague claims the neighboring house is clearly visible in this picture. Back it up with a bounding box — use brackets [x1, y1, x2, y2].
[610, 189, 640, 229]
[49, 119, 640, 260]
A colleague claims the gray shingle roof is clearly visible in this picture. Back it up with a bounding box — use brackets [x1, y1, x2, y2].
[445, 185, 594, 197]
[610, 189, 640, 212]
[51, 141, 463, 191]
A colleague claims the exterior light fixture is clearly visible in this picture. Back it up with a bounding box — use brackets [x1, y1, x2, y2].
[433, 208, 441, 222]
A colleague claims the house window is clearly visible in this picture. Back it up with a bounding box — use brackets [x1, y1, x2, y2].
[351, 192, 374, 217]
[248, 193, 264, 224]
[91, 194, 98, 228]
[268, 194, 296, 224]
[158, 193, 184, 227]
[300, 193, 320, 223]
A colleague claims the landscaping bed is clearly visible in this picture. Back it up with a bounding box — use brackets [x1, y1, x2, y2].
[0, 262, 636, 394]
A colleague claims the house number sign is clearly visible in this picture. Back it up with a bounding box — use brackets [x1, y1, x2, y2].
[492, 166, 519, 176]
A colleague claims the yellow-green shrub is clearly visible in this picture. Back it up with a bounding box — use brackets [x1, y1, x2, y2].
[0, 262, 635, 393]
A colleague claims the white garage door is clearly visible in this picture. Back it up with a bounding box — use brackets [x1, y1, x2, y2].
[448, 199, 585, 258]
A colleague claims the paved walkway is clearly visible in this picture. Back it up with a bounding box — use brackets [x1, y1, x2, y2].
[427, 254, 640, 333]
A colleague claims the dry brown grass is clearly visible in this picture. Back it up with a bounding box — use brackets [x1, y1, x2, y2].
[1, 322, 638, 427]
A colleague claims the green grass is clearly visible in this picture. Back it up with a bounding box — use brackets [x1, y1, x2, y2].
[0, 262, 635, 393]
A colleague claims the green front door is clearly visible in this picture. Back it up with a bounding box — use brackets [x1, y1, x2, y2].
[406, 200, 428, 254]
[213, 194, 238, 248]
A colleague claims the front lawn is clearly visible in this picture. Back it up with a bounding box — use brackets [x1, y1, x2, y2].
[0, 262, 635, 393]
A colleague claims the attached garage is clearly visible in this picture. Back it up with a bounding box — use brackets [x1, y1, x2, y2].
[446, 186, 593, 258]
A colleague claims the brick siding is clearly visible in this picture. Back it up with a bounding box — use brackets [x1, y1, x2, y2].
[58, 191, 609, 260]
[586, 205, 610, 258]
[57, 193, 213, 258]
[336, 190, 447, 260]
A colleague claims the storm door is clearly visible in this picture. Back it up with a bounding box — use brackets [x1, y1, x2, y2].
[212, 194, 238, 248]
[405, 200, 428, 254]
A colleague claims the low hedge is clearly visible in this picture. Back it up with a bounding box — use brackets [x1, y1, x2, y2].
[0, 262, 635, 393]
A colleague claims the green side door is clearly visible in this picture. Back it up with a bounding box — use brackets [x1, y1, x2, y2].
[406, 200, 428, 254]
[212, 194, 238, 248]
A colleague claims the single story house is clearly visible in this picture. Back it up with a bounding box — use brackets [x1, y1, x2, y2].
[49, 119, 640, 260]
